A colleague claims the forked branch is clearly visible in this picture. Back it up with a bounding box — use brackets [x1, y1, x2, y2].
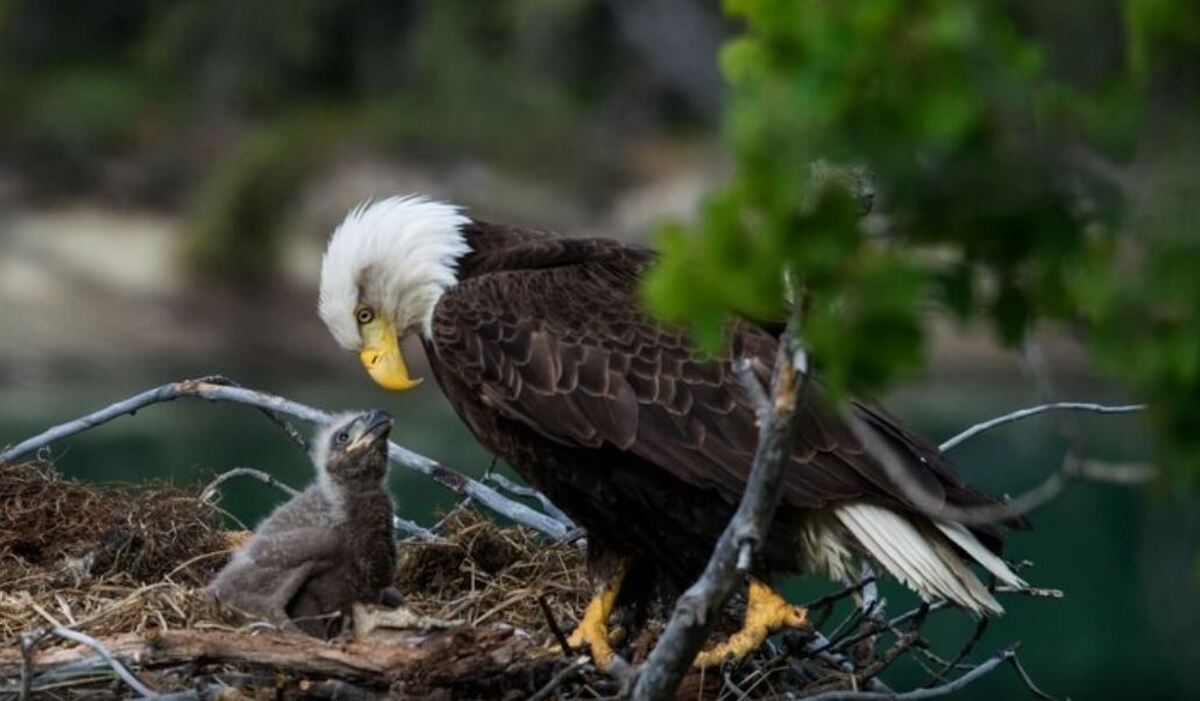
[0, 377, 571, 539]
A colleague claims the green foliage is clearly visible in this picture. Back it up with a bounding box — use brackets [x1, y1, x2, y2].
[644, 0, 1200, 483]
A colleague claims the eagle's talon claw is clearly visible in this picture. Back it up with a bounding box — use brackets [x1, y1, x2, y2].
[693, 579, 809, 668]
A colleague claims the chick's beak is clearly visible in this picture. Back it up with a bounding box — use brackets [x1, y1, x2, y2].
[347, 410, 393, 452]
[362, 410, 393, 439]
[358, 317, 422, 391]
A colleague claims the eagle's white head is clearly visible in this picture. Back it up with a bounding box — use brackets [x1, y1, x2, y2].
[318, 195, 471, 390]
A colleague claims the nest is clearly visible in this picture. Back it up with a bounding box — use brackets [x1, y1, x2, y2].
[396, 506, 590, 632]
[0, 461, 243, 644]
[0, 460, 884, 700]
[0, 461, 228, 585]
[0, 461, 601, 699]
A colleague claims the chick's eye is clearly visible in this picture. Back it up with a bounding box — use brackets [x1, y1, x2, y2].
[356, 308, 374, 325]
[336, 432, 350, 445]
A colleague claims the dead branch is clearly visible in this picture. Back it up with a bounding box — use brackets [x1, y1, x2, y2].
[0, 376, 572, 540]
[485, 472, 577, 529]
[865, 410, 1156, 526]
[938, 401, 1145, 452]
[792, 644, 1019, 700]
[632, 312, 807, 700]
[200, 466, 299, 502]
[1, 626, 558, 696]
[37, 626, 158, 697]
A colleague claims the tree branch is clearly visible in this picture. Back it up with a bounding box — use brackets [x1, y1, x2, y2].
[631, 314, 807, 699]
[42, 626, 157, 698]
[0, 377, 571, 540]
[793, 644, 1019, 701]
[200, 466, 300, 502]
[485, 472, 577, 529]
[866, 408, 1156, 526]
[938, 402, 1145, 452]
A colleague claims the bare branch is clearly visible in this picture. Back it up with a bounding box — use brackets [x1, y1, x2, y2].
[528, 657, 589, 701]
[485, 472, 577, 529]
[198, 375, 310, 451]
[46, 626, 157, 698]
[632, 315, 807, 699]
[18, 631, 40, 701]
[200, 466, 300, 503]
[1008, 651, 1062, 701]
[938, 402, 1145, 452]
[858, 401, 1155, 527]
[932, 617, 989, 683]
[0, 377, 571, 540]
[793, 645, 1018, 701]
[732, 357, 770, 419]
[392, 517, 444, 542]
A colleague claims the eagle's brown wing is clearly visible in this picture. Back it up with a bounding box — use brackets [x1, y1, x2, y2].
[430, 237, 1008, 523]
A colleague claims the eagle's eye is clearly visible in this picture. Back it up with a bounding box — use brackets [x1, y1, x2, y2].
[356, 307, 375, 325]
[335, 431, 350, 445]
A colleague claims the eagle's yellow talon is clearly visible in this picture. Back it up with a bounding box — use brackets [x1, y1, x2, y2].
[693, 579, 809, 668]
[560, 564, 627, 670]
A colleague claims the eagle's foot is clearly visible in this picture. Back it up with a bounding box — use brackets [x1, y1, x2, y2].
[693, 579, 809, 668]
[560, 566, 627, 671]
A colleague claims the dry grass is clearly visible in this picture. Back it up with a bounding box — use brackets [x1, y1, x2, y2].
[0, 461, 589, 650]
[0, 461, 248, 644]
[397, 506, 590, 632]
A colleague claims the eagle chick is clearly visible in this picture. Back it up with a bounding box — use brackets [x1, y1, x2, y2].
[208, 410, 397, 638]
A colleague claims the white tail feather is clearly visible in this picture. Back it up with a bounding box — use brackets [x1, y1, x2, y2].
[935, 521, 1026, 589]
[834, 504, 1005, 615]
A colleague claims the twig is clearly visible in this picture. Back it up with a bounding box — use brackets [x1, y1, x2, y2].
[732, 357, 770, 419]
[47, 626, 156, 698]
[788, 644, 1019, 700]
[199, 375, 310, 451]
[392, 516, 443, 542]
[529, 657, 589, 701]
[1007, 651, 1061, 701]
[803, 576, 877, 614]
[938, 402, 1145, 452]
[485, 472, 577, 529]
[200, 467, 299, 503]
[860, 410, 1155, 526]
[302, 679, 380, 701]
[0, 377, 572, 539]
[538, 595, 575, 658]
[18, 631, 43, 701]
[929, 617, 988, 684]
[723, 669, 751, 698]
[632, 313, 807, 700]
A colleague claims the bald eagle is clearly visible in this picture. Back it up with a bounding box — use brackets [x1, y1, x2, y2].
[318, 195, 1027, 668]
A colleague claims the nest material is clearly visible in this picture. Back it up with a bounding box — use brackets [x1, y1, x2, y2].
[1, 460, 863, 699]
[396, 506, 590, 632]
[0, 461, 245, 644]
[0, 461, 228, 585]
[0, 462, 596, 698]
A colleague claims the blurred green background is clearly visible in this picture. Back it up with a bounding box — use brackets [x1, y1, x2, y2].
[0, 1, 1196, 698]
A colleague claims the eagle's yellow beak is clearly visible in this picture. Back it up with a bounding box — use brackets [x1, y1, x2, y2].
[358, 318, 422, 391]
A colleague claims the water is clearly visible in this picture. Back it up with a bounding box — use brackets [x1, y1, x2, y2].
[2, 374, 1194, 699]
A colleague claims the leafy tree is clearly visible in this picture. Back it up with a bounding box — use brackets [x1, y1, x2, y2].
[644, 0, 1200, 484]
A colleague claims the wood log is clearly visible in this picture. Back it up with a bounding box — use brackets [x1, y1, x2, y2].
[1, 626, 563, 697]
